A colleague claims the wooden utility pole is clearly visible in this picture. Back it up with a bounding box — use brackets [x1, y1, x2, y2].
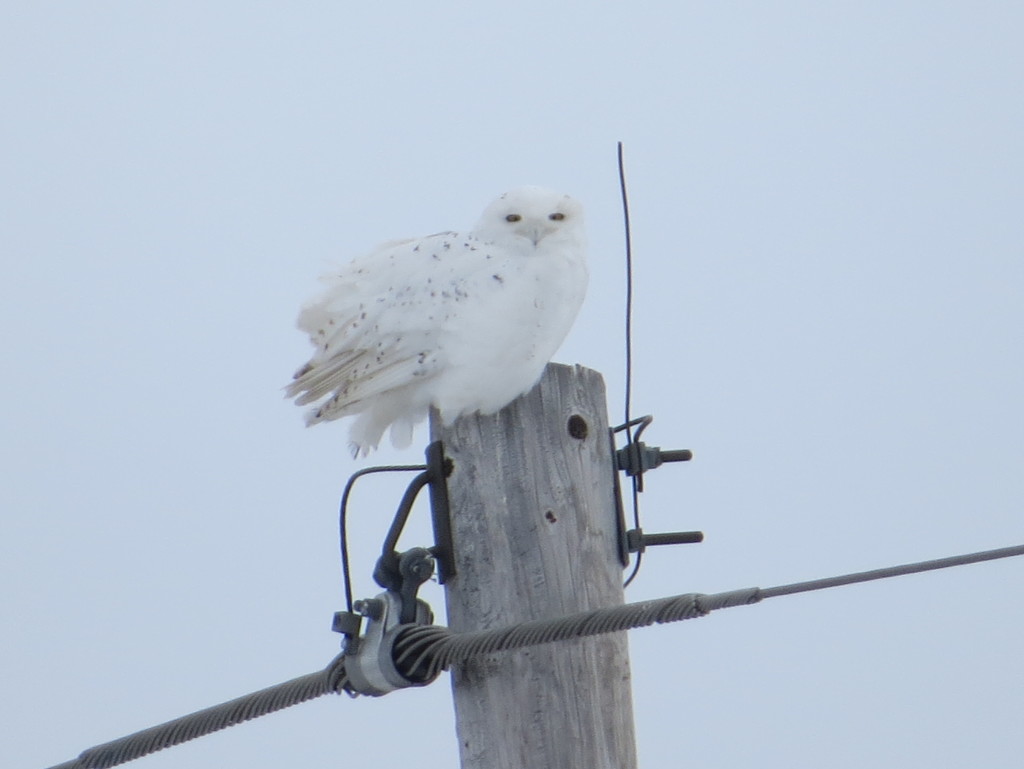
[430, 363, 637, 769]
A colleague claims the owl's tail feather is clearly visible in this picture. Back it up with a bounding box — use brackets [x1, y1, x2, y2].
[388, 418, 416, 450]
[347, 410, 388, 458]
[344, 397, 428, 458]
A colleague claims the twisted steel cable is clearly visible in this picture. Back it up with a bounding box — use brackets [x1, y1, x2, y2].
[46, 543, 1024, 769]
[393, 543, 1024, 680]
[46, 655, 349, 769]
[393, 588, 762, 681]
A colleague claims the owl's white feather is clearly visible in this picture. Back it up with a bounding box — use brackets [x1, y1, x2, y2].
[286, 186, 588, 456]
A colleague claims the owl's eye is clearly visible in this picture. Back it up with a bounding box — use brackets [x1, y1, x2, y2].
[548, 212, 566, 221]
[505, 213, 522, 222]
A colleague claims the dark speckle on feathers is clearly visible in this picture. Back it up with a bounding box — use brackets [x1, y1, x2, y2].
[287, 186, 587, 456]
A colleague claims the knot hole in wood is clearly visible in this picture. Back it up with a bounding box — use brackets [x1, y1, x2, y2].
[566, 413, 589, 440]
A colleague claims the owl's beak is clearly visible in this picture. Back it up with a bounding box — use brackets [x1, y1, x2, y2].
[528, 225, 554, 246]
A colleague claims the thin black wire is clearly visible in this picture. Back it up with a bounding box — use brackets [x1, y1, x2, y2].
[618, 141, 643, 589]
[618, 142, 634, 435]
[339, 464, 426, 612]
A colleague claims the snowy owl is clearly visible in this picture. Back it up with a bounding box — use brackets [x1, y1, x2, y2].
[287, 186, 588, 456]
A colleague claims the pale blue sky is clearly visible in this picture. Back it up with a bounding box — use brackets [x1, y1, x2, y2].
[3, 3, 1023, 767]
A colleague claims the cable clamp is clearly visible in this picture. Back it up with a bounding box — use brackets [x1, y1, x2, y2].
[342, 587, 436, 696]
[339, 547, 439, 696]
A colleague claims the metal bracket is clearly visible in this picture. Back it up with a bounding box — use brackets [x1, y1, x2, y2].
[370, 441, 455, 591]
[336, 442, 456, 696]
[425, 441, 456, 584]
[611, 415, 703, 567]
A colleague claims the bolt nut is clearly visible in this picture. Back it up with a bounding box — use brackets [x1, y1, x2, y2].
[354, 598, 384, 621]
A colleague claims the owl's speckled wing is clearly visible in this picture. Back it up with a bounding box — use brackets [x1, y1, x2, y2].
[287, 187, 587, 456]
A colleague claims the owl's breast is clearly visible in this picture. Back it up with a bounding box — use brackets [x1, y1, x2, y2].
[428, 246, 587, 418]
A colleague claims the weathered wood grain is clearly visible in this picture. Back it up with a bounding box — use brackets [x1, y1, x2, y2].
[431, 363, 637, 769]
